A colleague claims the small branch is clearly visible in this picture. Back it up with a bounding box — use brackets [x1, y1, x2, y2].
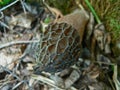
[0, 40, 39, 50]
[0, 12, 4, 19]
[94, 61, 115, 66]
[0, 21, 9, 29]
[31, 74, 77, 90]
[0, 65, 21, 81]
[20, 0, 27, 14]
[12, 81, 24, 90]
[0, 0, 19, 12]
[75, 0, 85, 10]
[42, 0, 52, 14]
[32, 74, 62, 90]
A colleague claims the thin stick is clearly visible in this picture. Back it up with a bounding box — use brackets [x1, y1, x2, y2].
[42, 0, 53, 15]
[0, 21, 9, 29]
[0, 12, 4, 19]
[32, 74, 63, 90]
[31, 74, 77, 90]
[94, 61, 115, 66]
[20, 0, 27, 14]
[0, 0, 19, 12]
[0, 40, 39, 50]
[75, 0, 85, 10]
[0, 65, 21, 81]
[75, 0, 89, 19]
[113, 65, 120, 90]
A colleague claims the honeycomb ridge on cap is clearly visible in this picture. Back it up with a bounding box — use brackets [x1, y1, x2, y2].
[35, 22, 81, 73]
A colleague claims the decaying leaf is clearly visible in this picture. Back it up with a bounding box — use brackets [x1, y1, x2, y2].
[0, 1, 118, 90]
[0, 52, 20, 72]
[8, 13, 36, 30]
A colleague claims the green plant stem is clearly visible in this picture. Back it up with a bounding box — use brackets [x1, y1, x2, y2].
[85, 0, 101, 24]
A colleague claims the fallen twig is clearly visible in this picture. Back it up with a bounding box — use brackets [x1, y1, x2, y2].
[0, 21, 9, 29]
[0, 40, 39, 50]
[31, 74, 77, 90]
[0, 0, 19, 12]
[20, 0, 27, 14]
[0, 12, 4, 19]
[0, 65, 21, 81]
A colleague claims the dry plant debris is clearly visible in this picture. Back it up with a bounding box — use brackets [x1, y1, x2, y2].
[0, 0, 119, 90]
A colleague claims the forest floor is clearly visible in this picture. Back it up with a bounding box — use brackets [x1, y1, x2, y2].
[0, 0, 120, 90]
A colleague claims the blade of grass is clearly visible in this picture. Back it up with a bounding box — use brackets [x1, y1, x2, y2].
[85, 0, 101, 24]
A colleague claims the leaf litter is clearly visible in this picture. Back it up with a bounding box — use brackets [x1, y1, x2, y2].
[0, 0, 119, 90]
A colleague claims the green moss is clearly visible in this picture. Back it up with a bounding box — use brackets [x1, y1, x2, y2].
[44, 17, 51, 24]
[110, 0, 118, 2]
[110, 19, 120, 40]
[86, 0, 120, 40]
[0, 0, 12, 7]
[105, 0, 120, 40]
